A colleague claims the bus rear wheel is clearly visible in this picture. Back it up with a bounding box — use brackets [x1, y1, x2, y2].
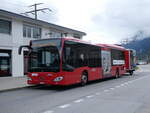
[115, 70, 120, 78]
[129, 71, 133, 76]
[80, 73, 88, 86]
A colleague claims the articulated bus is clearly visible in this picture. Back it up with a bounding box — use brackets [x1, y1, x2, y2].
[125, 49, 136, 75]
[100, 44, 136, 76]
[19, 37, 135, 86]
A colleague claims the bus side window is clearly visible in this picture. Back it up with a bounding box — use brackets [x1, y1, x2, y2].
[62, 45, 76, 71]
[88, 47, 101, 67]
[76, 53, 85, 67]
[75, 45, 88, 67]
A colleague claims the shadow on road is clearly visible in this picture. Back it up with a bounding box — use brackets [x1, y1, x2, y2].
[28, 73, 131, 91]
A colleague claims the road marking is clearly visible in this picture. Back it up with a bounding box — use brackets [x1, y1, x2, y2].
[120, 84, 125, 86]
[74, 99, 84, 103]
[124, 82, 129, 85]
[59, 104, 71, 108]
[86, 95, 94, 98]
[115, 75, 150, 89]
[128, 81, 133, 83]
[115, 85, 121, 88]
[96, 92, 101, 95]
[109, 88, 115, 90]
[129, 75, 150, 83]
[43, 110, 54, 113]
[104, 89, 109, 92]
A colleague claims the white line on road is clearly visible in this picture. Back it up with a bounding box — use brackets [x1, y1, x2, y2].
[43, 110, 54, 113]
[115, 85, 121, 88]
[124, 82, 129, 85]
[59, 104, 71, 109]
[96, 92, 101, 95]
[125, 75, 150, 84]
[115, 75, 150, 89]
[74, 99, 84, 103]
[128, 81, 133, 83]
[109, 88, 115, 90]
[104, 89, 109, 92]
[120, 84, 125, 86]
[86, 95, 94, 98]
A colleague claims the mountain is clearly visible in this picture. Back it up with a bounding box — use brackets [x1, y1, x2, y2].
[122, 37, 150, 61]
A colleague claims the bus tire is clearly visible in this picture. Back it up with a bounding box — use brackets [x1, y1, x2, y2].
[115, 70, 120, 78]
[80, 72, 88, 86]
[129, 71, 133, 76]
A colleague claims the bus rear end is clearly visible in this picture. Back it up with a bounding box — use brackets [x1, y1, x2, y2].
[125, 49, 136, 75]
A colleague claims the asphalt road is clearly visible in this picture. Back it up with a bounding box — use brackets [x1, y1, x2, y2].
[0, 64, 150, 113]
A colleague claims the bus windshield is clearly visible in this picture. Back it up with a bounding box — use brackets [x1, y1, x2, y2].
[29, 39, 61, 72]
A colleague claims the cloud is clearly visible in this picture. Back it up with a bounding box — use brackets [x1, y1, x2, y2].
[1, 0, 150, 44]
[91, 0, 150, 43]
[51, 0, 103, 28]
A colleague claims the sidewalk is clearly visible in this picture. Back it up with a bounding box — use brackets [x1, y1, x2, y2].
[0, 76, 31, 92]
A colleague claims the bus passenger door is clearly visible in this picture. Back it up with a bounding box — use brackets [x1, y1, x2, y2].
[101, 50, 111, 78]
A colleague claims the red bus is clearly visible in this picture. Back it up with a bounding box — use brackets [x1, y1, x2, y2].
[125, 49, 136, 75]
[100, 44, 136, 76]
[19, 37, 135, 86]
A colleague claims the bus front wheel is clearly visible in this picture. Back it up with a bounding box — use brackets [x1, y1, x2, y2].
[80, 73, 88, 86]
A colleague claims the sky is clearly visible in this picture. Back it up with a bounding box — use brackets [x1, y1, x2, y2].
[0, 0, 150, 44]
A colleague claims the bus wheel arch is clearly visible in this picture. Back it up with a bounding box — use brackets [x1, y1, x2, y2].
[80, 70, 88, 86]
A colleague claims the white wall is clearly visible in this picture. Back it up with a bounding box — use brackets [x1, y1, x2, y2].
[42, 27, 51, 39]
[11, 19, 24, 77]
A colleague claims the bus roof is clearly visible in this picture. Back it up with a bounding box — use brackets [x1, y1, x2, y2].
[63, 37, 92, 44]
[105, 44, 126, 51]
[97, 44, 126, 51]
[31, 37, 103, 47]
[30, 37, 127, 51]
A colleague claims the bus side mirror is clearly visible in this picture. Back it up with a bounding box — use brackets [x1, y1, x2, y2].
[18, 45, 31, 55]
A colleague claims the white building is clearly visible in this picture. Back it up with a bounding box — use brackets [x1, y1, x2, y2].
[0, 9, 86, 77]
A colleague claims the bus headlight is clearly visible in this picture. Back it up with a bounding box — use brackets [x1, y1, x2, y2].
[31, 73, 38, 76]
[27, 77, 32, 81]
[53, 76, 63, 82]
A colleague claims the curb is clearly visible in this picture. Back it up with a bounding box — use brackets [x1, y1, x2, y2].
[0, 85, 35, 93]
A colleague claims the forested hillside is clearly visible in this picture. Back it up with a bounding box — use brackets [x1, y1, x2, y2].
[122, 35, 150, 62]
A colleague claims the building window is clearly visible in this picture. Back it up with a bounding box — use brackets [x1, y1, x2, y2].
[0, 19, 11, 34]
[23, 25, 41, 39]
[49, 31, 61, 38]
[73, 35, 81, 39]
[0, 50, 11, 77]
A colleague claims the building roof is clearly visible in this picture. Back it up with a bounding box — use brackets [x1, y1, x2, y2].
[0, 9, 86, 36]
